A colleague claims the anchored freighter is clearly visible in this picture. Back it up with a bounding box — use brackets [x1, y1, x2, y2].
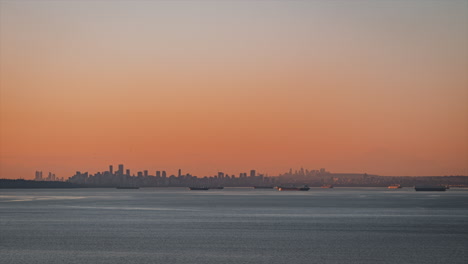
[276, 185, 310, 191]
[414, 186, 446, 191]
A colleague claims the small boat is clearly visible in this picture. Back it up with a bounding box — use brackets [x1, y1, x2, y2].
[388, 185, 402, 189]
[253, 186, 274, 189]
[189, 187, 209, 190]
[321, 185, 333, 188]
[116, 186, 139, 189]
[277, 185, 310, 191]
[414, 186, 446, 191]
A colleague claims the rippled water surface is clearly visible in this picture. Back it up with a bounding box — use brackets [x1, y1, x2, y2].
[1, 187, 467, 264]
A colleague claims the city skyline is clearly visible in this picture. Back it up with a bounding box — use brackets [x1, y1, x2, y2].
[28, 163, 468, 182]
[21, 163, 467, 188]
[32, 164, 323, 180]
[1, 0, 467, 179]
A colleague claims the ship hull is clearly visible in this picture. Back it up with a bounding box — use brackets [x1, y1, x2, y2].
[414, 186, 446, 191]
[189, 187, 209, 190]
[277, 187, 310, 191]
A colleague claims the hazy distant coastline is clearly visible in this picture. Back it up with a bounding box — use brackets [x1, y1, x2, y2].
[2, 175, 467, 189]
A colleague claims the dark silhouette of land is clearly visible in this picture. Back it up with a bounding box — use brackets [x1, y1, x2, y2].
[0, 179, 82, 189]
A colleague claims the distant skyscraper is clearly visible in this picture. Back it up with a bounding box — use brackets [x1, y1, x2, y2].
[118, 164, 124, 174]
[178, 169, 181, 177]
[34, 171, 42, 181]
[137, 171, 143, 177]
[250, 170, 256, 177]
[144, 170, 148, 177]
[156, 171, 161, 177]
[162, 171, 166, 178]
[218, 172, 224, 178]
[109, 165, 113, 174]
[126, 169, 130, 176]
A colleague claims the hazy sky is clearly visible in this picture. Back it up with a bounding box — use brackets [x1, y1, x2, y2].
[1, 0, 467, 179]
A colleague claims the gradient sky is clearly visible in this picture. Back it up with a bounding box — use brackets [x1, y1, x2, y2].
[1, 0, 467, 179]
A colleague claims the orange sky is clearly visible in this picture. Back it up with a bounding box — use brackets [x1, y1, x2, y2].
[1, 1, 467, 179]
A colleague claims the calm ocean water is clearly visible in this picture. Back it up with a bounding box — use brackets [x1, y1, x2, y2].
[1, 187, 467, 264]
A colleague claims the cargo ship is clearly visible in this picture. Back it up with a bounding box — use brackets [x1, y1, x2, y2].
[189, 187, 209, 190]
[414, 186, 446, 191]
[388, 184, 402, 189]
[276, 185, 310, 191]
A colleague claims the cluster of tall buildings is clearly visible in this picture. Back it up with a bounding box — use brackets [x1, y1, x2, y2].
[35, 165, 468, 187]
[34, 171, 64, 182]
[67, 164, 273, 187]
[279, 168, 330, 178]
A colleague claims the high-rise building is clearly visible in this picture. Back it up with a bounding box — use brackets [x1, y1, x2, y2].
[137, 171, 143, 177]
[144, 170, 148, 177]
[178, 169, 181, 177]
[218, 172, 224, 178]
[156, 171, 161, 177]
[162, 171, 166, 178]
[126, 169, 130, 176]
[250, 170, 256, 177]
[34, 171, 43, 181]
[109, 165, 113, 174]
[118, 164, 124, 174]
